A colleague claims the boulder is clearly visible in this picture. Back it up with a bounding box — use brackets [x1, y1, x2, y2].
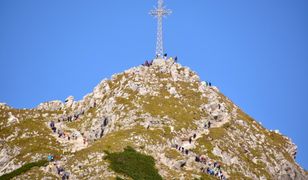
[7, 112, 19, 125]
[65, 96, 75, 108]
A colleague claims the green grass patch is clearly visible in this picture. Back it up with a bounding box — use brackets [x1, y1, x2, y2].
[0, 160, 48, 180]
[193, 135, 221, 161]
[140, 94, 199, 130]
[105, 146, 162, 180]
[165, 149, 183, 160]
[208, 128, 226, 139]
[268, 132, 286, 148]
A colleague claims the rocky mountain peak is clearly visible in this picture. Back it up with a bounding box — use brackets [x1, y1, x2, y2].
[0, 58, 307, 179]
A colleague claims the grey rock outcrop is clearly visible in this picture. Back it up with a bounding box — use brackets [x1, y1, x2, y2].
[37, 100, 64, 111]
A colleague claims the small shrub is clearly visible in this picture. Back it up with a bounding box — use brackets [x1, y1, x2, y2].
[105, 146, 162, 180]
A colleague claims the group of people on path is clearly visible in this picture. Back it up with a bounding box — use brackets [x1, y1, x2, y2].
[49, 121, 74, 141]
[173, 133, 198, 155]
[204, 121, 212, 129]
[142, 60, 153, 67]
[58, 110, 85, 123]
[47, 155, 70, 180]
[172, 130, 227, 180]
[174, 144, 190, 155]
[172, 142, 226, 179]
[58, 101, 97, 123]
[197, 156, 226, 180]
[49, 121, 88, 146]
[205, 81, 213, 87]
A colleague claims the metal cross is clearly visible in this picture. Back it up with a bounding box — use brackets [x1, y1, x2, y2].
[150, 0, 172, 58]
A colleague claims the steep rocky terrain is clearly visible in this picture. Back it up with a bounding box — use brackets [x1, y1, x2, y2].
[0, 58, 307, 180]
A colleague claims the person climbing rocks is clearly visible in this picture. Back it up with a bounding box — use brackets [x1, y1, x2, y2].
[206, 167, 210, 174]
[174, 56, 178, 62]
[48, 155, 54, 162]
[195, 156, 200, 162]
[189, 137, 192, 144]
[180, 161, 186, 168]
[193, 134, 197, 139]
[103, 118, 108, 126]
[52, 127, 57, 133]
[185, 149, 189, 155]
[62, 172, 70, 180]
[200, 155, 207, 163]
[50, 121, 55, 128]
[57, 166, 64, 175]
[58, 130, 63, 138]
[143, 60, 153, 67]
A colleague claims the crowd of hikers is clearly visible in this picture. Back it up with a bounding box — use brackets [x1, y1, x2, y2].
[58, 102, 97, 123]
[142, 53, 178, 67]
[59, 109, 84, 122]
[141, 55, 214, 88]
[49, 121, 72, 141]
[49, 121, 88, 145]
[47, 101, 99, 144]
[143, 60, 154, 67]
[47, 155, 70, 180]
[172, 143, 226, 180]
[171, 128, 226, 180]
[197, 156, 226, 180]
[172, 133, 198, 156]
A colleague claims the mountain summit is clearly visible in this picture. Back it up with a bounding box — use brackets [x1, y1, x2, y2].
[0, 58, 307, 179]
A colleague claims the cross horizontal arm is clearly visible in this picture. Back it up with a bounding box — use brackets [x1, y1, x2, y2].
[150, 9, 172, 17]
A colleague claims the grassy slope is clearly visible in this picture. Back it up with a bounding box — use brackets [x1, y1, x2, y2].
[0, 108, 63, 178]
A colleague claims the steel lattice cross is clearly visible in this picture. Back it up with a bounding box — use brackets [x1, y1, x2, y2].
[150, 0, 172, 58]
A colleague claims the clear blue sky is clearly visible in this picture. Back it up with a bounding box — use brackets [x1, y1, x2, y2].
[0, 0, 307, 169]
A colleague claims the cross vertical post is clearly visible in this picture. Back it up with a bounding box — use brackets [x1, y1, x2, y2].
[150, 0, 172, 58]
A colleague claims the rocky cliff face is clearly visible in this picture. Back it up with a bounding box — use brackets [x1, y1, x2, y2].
[0, 58, 307, 180]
